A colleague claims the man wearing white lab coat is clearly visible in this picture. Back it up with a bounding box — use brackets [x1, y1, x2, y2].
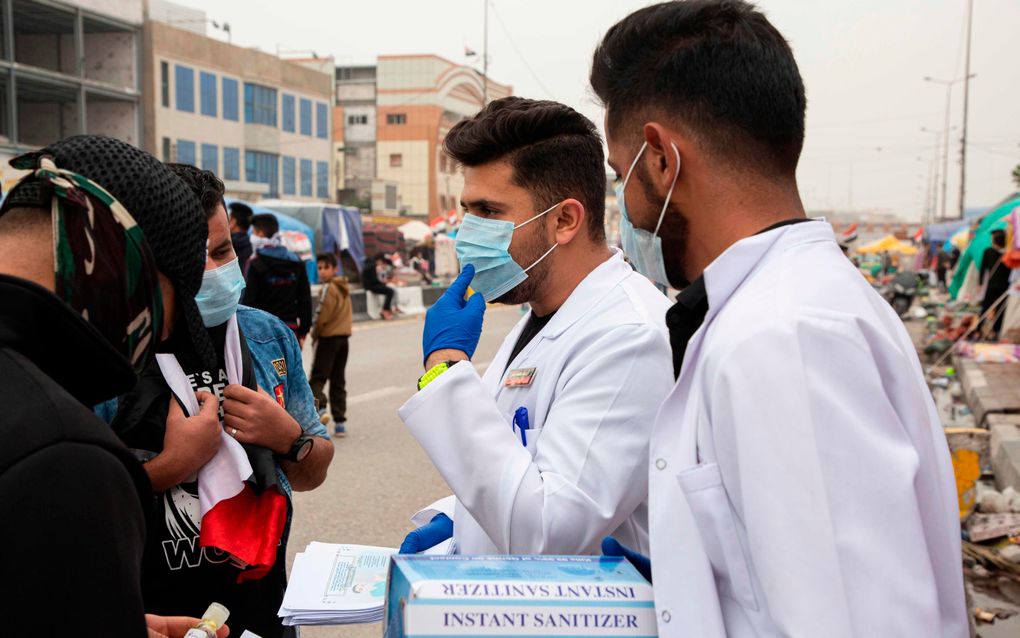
[592, 1, 967, 636]
[397, 97, 673, 556]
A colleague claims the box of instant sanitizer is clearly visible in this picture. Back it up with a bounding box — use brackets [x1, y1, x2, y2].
[384, 555, 657, 637]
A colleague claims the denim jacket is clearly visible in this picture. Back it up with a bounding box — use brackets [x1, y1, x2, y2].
[236, 304, 328, 496]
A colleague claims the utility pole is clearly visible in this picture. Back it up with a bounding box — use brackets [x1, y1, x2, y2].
[482, 0, 489, 107]
[958, 0, 974, 219]
[921, 127, 941, 224]
[925, 75, 969, 221]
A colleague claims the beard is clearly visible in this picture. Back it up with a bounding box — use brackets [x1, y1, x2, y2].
[494, 221, 555, 305]
[636, 163, 689, 288]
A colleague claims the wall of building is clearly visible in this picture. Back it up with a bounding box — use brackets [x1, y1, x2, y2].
[87, 98, 138, 144]
[146, 21, 333, 202]
[76, 0, 143, 25]
[83, 31, 137, 89]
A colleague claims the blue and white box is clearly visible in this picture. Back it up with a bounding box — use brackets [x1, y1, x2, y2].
[384, 555, 657, 637]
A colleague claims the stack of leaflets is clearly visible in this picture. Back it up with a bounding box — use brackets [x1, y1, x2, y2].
[279, 542, 396, 626]
[385, 555, 657, 637]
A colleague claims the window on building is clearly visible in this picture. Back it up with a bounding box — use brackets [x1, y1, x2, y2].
[161, 137, 171, 162]
[316, 103, 328, 139]
[199, 72, 217, 117]
[299, 98, 312, 136]
[244, 83, 277, 126]
[201, 144, 218, 172]
[177, 140, 196, 165]
[160, 62, 169, 108]
[281, 94, 295, 133]
[245, 150, 279, 196]
[222, 78, 239, 121]
[385, 185, 398, 210]
[439, 195, 447, 211]
[387, 113, 407, 125]
[389, 153, 402, 168]
[175, 65, 195, 112]
[282, 156, 296, 195]
[346, 114, 368, 125]
[300, 159, 312, 196]
[223, 147, 240, 181]
[316, 160, 328, 198]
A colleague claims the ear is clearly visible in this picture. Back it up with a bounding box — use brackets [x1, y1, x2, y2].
[642, 122, 681, 190]
[552, 198, 586, 246]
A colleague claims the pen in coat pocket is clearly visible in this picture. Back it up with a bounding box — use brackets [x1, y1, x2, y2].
[513, 406, 530, 447]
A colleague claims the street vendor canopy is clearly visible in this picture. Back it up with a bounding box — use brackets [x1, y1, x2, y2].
[856, 235, 918, 255]
[949, 195, 1020, 299]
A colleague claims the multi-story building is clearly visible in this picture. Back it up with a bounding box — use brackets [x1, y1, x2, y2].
[0, 0, 144, 191]
[143, 4, 334, 202]
[335, 54, 511, 220]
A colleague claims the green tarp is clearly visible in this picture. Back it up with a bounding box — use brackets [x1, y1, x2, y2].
[949, 196, 1020, 299]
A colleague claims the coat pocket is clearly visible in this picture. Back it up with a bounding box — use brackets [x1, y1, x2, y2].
[676, 462, 758, 611]
[516, 425, 543, 457]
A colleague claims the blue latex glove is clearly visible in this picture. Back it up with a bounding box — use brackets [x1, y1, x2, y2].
[422, 264, 486, 364]
[602, 536, 652, 583]
[399, 513, 454, 554]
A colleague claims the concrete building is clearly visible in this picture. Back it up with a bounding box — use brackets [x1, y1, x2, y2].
[144, 4, 334, 201]
[0, 0, 144, 191]
[335, 54, 511, 219]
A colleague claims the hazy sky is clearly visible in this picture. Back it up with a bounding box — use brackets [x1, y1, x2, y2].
[181, 0, 1020, 221]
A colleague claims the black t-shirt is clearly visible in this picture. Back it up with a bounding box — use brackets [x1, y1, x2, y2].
[505, 310, 556, 373]
[137, 325, 294, 638]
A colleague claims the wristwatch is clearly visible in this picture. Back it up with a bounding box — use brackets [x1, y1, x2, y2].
[417, 360, 461, 391]
[279, 433, 315, 463]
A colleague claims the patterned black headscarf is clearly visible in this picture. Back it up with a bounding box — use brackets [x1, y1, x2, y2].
[3, 136, 215, 367]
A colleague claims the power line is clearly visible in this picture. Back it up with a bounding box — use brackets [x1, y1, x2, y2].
[488, 1, 555, 99]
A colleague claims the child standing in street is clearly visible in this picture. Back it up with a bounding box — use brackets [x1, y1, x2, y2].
[310, 253, 352, 437]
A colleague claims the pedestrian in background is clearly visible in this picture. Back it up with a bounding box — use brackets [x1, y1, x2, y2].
[244, 213, 312, 345]
[311, 252, 353, 437]
[228, 201, 254, 273]
[979, 228, 1009, 339]
[362, 253, 397, 320]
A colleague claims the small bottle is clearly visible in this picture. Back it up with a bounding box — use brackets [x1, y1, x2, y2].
[183, 603, 230, 638]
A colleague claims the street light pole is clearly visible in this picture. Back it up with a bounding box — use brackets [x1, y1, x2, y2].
[925, 75, 970, 221]
[958, 0, 974, 219]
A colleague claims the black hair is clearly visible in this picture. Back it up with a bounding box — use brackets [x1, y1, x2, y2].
[591, 0, 806, 177]
[228, 201, 253, 230]
[992, 229, 1007, 247]
[317, 252, 338, 268]
[251, 213, 279, 237]
[444, 96, 606, 241]
[165, 163, 225, 219]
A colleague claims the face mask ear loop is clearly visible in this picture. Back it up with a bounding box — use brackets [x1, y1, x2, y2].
[622, 141, 648, 190]
[653, 143, 681, 238]
[514, 201, 561, 230]
[523, 242, 559, 274]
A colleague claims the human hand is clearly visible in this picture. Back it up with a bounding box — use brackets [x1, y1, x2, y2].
[421, 264, 486, 366]
[162, 391, 221, 477]
[602, 536, 652, 583]
[145, 614, 229, 638]
[399, 513, 454, 554]
[222, 384, 301, 455]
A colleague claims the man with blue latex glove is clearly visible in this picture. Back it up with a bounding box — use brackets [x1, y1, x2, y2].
[399, 513, 454, 554]
[396, 97, 673, 559]
[602, 536, 651, 583]
[421, 264, 486, 369]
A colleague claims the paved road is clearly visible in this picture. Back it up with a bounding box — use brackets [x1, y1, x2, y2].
[287, 305, 524, 638]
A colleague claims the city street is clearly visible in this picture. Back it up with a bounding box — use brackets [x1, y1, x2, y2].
[287, 305, 524, 638]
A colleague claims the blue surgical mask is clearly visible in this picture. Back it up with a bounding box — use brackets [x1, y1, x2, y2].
[195, 258, 246, 327]
[455, 203, 560, 302]
[615, 141, 680, 287]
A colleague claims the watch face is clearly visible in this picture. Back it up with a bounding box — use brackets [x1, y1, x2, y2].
[295, 437, 313, 462]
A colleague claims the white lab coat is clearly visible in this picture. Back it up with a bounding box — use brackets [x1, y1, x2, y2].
[399, 250, 673, 555]
[649, 221, 968, 637]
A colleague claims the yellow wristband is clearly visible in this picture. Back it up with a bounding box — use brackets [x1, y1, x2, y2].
[418, 361, 455, 391]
